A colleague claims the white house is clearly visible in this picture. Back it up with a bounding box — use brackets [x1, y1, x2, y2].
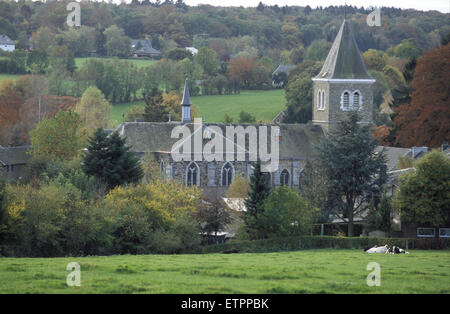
[0, 35, 15, 52]
[185, 47, 198, 56]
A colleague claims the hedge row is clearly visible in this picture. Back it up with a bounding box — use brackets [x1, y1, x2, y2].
[202, 236, 450, 253]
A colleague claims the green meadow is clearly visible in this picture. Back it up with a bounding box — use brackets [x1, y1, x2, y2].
[75, 57, 156, 69]
[0, 73, 20, 83]
[109, 89, 286, 125]
[1, 249, 449, 294]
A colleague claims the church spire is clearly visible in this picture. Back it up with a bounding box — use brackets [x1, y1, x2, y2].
[181, 75, 191, 124]
[314, 20, 373, 80]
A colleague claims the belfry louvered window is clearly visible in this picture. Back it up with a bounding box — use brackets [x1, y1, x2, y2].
[353, 91, 360, 108]
[343, 91, 350, 109]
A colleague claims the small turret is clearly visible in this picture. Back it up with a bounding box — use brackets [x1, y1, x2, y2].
[181, 75, 191, 124]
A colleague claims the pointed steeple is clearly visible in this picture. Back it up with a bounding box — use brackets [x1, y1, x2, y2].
[314, 20, 373, 80]
[181, 75, 192, 106]
[181, 75, 191, 124]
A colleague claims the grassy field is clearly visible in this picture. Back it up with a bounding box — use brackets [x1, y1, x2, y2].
[0, 73, 20, 83]
[1, 249, 449, 294]
[109, 89, 286, 124]
[75, 57, 156, 69]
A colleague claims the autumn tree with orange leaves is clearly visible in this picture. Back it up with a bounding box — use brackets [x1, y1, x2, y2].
[393, 43, 450, 148]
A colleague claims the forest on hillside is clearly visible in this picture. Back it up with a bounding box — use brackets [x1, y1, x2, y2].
[0, 0, 449, 148]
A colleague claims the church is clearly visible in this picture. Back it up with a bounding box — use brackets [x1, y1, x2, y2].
[114, 20, 400, 197]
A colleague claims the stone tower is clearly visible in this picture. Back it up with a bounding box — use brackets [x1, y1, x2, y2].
[181, 76, 191, 124]
[312, 20, 375, 132]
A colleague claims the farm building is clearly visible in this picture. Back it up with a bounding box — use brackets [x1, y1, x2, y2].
[0, 145, 30, 181]
[131, 39, 161, 58]
[0, 35, 15, 52]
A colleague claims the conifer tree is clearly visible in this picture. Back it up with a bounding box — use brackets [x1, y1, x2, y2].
[143, 87, 169, 122]
[316, 111, 388, 237]
[82, 128, 143, 190]
[244, 160, 271, 238]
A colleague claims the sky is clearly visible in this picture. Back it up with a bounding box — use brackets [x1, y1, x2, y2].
[179, 0, 450, 13]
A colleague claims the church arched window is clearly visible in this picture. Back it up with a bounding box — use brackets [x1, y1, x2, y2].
[186, 162, 200, 186]
[221, 162, 234, 186]
[280, 169, 290, 186]
[317, 90, 326, 110]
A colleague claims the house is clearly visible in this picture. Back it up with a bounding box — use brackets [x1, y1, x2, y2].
[0, 35, 15, 52]
[272, 64, 295, 87]
[130, 39, 161, 59]
[0, 145, 30, 181]
[185, 47, 198, 56]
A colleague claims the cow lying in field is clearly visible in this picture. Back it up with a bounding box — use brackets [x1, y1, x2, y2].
[364, 245, 409, 254]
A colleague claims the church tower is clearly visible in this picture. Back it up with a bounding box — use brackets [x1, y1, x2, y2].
[312, 20, 375, 132]
[181, 76, 191, 124]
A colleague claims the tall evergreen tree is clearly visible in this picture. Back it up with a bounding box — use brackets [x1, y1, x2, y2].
[82, 128, 143, 190]
[244, 160, 271, 238]
[143, 87, 169, 122]
[316, 111, 388, 237]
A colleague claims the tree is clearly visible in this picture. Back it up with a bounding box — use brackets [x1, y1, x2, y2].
[238, 111, 256, 123]
[227, 56, 256, 89]
[395, 151, 450, 227]
[143, 88, 170, 122]
[284, 61, 322, 123]
[82, 128, 143, 190]
[141, 151, 161, 184]
[29, 110, 85, 161]
[167, 48, 193, 61]
[393, 44, 450, 147]
[304, 39, 329, 61]
[366, 192, 392, 233]
[104, 25, 131, 58]
[300, 160, 334, 223]
[226, 173, 249, 198]
[194, 47, 220, 76]
[259, 187, 312, 238]
[315, 111, 388, 237]
[243, 160, 271, 239]
[387, 39, 421, 60]
[196, 198, 232, 240]
[75, 86, 111, 137]
[362, 49, 388, 72]
[27, 49, 49, 74]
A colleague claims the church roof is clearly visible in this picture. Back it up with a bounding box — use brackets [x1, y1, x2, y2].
[314, 20, 373, 80]
[181, 77, 192, 106]
[114, 122, 324, 160]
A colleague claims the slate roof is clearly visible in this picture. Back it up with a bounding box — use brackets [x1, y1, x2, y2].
[181, 77, 192, 106]
[131, 39, 161, 56]
[272, 65, 296, 76]
[0, 146, 31, 166]
[314, 20, 373, 80]
[0, 35, 14, 45]
[114, 122, 324, 160]
[375, 146, 411, 171]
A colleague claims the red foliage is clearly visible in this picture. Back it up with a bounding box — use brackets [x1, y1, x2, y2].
[393, 44, 450, 148]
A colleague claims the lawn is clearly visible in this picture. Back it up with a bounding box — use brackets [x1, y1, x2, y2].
[109, 89, 286, 125]
[75, 57, 156, 69]
[0, 73, 20, 83]
[1, 249, 449, 294]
